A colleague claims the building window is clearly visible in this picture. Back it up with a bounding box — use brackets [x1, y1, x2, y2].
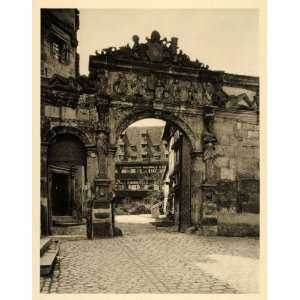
[50, 35, 70, 64]
[119, 155, 125, 161]
[142, 155, 148, 161]
[148, 167, 156, 174]
[131, 145, 137, 151]
[154, 184, 159, 191]
[128, 180, 140, 190]
[154, 155, 160, 160]
[131, 156, 137, 161]
[130, 168, 136, 174]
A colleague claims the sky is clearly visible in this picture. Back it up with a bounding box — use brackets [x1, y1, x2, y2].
[77, 9, 259, 128]
[77, 9, 259, 76]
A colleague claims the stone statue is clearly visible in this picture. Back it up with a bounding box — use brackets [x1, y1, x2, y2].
[191, 81, 203, 105]
[203, 138, 217, 182]
[101, 47, 117, 55]
[95, 30, 209, 69]
[155, 79, 164, 99]
[96, 132, 108, 177]
[163, 37, 178, 62]
[96, 98, 110, 131]
[179, 82, 190, 103]
[203, 106, 215, 134]
[225, 93, 257, 110]
[212, 84, 258, 110]
[203, 82, 214, 105]
[97, 73, 108, 95]
[145, 30, 167, 62]
[113, 73, 128, 95]
[172, 79, 181, 102]
[132, 35, 141, 59]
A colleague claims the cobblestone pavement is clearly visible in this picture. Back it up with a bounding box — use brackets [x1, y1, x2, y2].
[40, 214, 259, 294]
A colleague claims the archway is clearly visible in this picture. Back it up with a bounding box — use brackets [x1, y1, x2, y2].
[113, 116, 193, 232]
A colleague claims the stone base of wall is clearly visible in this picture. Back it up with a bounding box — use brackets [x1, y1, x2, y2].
[218, 223, 259, 237]
[216, 179, 259, 213]
[93, 223, 113, 238]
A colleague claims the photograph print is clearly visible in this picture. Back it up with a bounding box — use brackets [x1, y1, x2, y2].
[38, 7, 262, 295]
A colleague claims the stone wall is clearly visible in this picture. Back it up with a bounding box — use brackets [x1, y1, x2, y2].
[214, 112, 259, 213]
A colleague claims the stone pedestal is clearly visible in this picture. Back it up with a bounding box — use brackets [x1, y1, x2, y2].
[91, 178, 113, 238]
[201, 183, 218, 236]
[190, 151, 205, 225]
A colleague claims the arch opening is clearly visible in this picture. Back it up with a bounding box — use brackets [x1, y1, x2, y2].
[113, 117, 192, 232]
[114, 111, 196, 152]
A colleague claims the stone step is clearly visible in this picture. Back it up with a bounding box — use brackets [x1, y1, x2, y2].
[40, 237, 52, 256]
[53, 216, 85, 227]
[40, 241, 60, 276]
[150, 219, 175, 227]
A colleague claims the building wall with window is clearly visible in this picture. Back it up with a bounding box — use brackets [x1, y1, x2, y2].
[40, 9, 83, 236]
[114, 126, 168, 213]
[41, 9, 80, 78]
[162, 123, 192, 230]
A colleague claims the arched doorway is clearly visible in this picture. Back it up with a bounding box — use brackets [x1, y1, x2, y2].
[113, 117, 192, 232]
[47, 133, 87, 225]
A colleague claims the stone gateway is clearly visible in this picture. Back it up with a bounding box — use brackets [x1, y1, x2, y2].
[40, 9, 259, 237]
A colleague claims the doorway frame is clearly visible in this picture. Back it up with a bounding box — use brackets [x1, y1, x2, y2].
[48, 165, 75, 231]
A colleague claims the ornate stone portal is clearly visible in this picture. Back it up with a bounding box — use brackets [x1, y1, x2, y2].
[68, 30, 260, 238]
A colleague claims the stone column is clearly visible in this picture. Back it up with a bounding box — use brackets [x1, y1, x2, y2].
[90, 129, 113, 238]
[85, 145, 98, 197]
[190, 151, 205, 226]
[201, 106, 218, 236]
[107, 145, 117, 230]
[85, 146, 97, 239]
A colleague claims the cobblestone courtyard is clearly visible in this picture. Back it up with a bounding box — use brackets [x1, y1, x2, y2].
[40, 215, 259, 294]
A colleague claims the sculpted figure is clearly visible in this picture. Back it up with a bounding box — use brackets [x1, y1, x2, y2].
[113, 73, 128, 95]
[132, 35, 147, 60]
[172, 79, 181, 102]
[101, 47, 117, 55]
[96, 99, 109, 131]
[203, 137, 217, 182]
[135, 75, 146, 96]
[225, 93, 257, 110]
[191, 81, 203, 105]
[203, 82, 214, 105]
[163, 78, 172, 100]
[96, 132, 108, 177]
[179, 82, 189, 103]
[118, 44, 131, 58]
[155, 79, 164, 99]
[97, 73, 108, 95]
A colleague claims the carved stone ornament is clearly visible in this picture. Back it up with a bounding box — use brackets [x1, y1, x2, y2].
[96, 131, 109, 178]
[96, 98, 110, 131]
[95, 30, 209, 69]
[145, 30, 166, 62]
[203, 105, 216, 134]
